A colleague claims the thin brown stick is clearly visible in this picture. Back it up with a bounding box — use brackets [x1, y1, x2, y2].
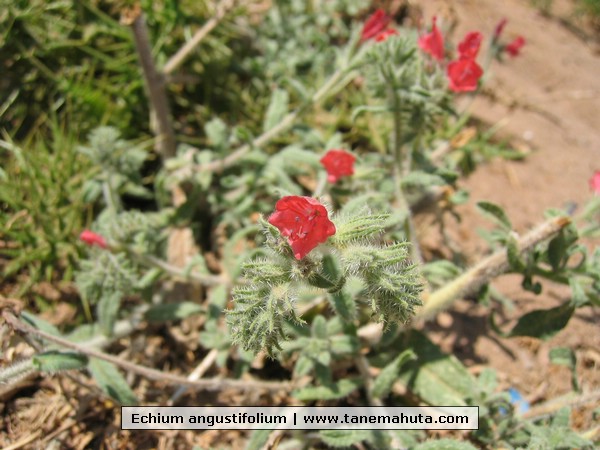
[3, 311, 291, 393]
[163, 0, 236, 75]
[417, 215, 571, 320]
[128, 10, 176, 159]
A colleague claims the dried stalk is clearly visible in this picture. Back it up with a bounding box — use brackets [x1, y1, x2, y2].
[3, 311, 291, 393]
[163, 0, 236, 75]
[127, 10, 176, 159]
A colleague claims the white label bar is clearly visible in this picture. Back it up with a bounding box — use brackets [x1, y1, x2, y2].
[122, 406, 478, 430]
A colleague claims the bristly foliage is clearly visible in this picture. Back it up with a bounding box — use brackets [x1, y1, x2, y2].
[227, 211, 422, 355]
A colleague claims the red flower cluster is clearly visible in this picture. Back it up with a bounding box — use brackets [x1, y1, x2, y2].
[492, 18, 525, 57]
[268, 196, 336, 260]
[361, 9, 397, 43]
[80, 230, 107, 248]
[505, 36, 526, 57]
[590, 171, 600, 195]
[418, 16, 445, 61]
[447, 31, 484, 92]
[320, 149, 356, 183]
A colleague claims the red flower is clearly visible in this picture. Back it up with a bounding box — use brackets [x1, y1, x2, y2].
[268, 197, 336, 260]
[80, 230, 107, 248]
[493, 18, 508, 43]
[447, 58, 484, 92]
[590, 170, 600, 195]
[418, 16, 445, 61]
[361, 9, 391, 42]
[375, 28, 399, 42]
[458, 31, 483, 59]
[505, 36, 525, 57]
[320, 149, 356, 183]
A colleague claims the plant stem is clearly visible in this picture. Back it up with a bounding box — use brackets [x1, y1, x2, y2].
[128, 11, 177, 160]
[417, 215, 571, 320]
[171, 66, 354, 179]
[125, 248, 230, 287]
[522, 388, 600, 420]
[169, 348, 219, 404]
[3, 311, 291, 393]
[312, 171, 328, 198]
[163, 0, 236, 75]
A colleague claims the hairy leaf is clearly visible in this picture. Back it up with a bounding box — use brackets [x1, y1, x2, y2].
[293, 378, 362, 401]
[88, 358, 137, 405]
[33, 351, 88, 373]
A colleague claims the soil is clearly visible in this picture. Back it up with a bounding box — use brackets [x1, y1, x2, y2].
[418, 0, 600, 435]
[1, 0, 599, 448]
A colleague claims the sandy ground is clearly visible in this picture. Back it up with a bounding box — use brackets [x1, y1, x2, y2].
[419, 0, 600, 428]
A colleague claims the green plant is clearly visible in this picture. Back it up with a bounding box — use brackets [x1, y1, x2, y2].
[0, 121, 92, 290]
[1, 3, 599, 450]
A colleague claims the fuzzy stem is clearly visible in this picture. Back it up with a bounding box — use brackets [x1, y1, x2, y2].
[101, 179, 121, 215]
[125, 248, 230, 287]
[0, 358, 36, 385]
[129, 12, 177, 160]
[163, 0, 236, 75]
[3, 311, 291, 393]
[389, 89, 426, 269]
[417, 215, 571, 320]
[522, 388, 600, 420]
[169, 348, 219, 404]
[354, 355, 383, 407]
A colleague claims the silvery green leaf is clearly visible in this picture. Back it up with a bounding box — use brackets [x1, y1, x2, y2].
[32, 351, 88, 373]
[293, 378, 362, 401]
[319, 429, 371, 448]
[263, 88, 289, 132]
[88, 358, 137, 405]
[144, 302, 203, 322]
[371, 349, 416, 398]
[476, 201, 512, 231]
[205, 118, 228, 148]
[97, 291, 122, 336]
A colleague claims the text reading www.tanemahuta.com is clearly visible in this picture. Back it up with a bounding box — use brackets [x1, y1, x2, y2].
[121, 406, 478, 430]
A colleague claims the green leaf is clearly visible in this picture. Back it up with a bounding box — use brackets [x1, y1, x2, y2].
[329, 290, 357, 322]
[311, 315, 328, 340]
[144, 302, 203, 322]
[319, 429, 371, 448]
[550, 347, 579, 391]
[413, 438, 478, 450]
[569, 278, 588, 308]
[21, 311, 61, 336]
[398, 332, 475, 406]
[32, 351, 88, 373]
[87, 358, 137, 405]
[293, 378, 363, 401]
[547, 233, 567, 271]
[508, 303, 574, 340]
[244, 429, 272, 450]
[400, 171, 447, 189]
[371, 350, 416, 398]
[205, 118, 228, 148]
[476, 201, 512, 230]
[330, 335, 360, 356]
[97, 291, 122, 336]
[507, 233, 525, 271]
[263, 88, 289, 132]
